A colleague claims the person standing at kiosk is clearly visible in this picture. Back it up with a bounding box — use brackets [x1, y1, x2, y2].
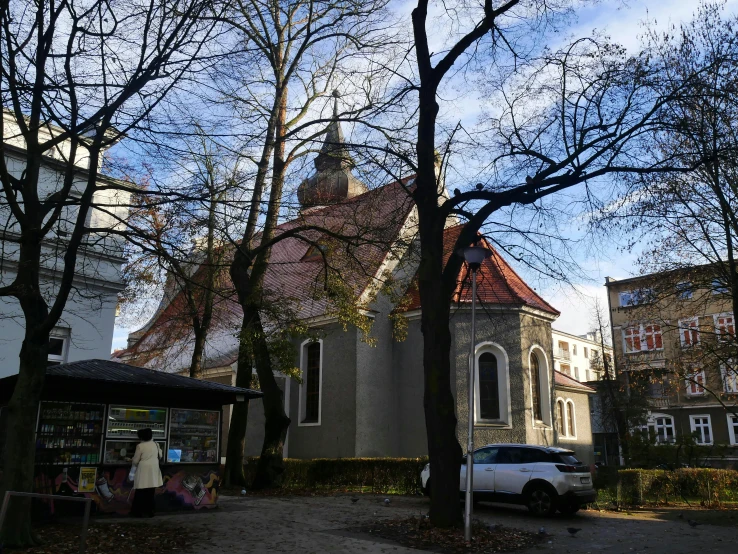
[130, 428, 163, 517]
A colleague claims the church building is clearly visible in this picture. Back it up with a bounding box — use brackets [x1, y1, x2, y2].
[118, 112, 595, 465]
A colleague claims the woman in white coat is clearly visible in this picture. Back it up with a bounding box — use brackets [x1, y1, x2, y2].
[130, 428, 163, 517]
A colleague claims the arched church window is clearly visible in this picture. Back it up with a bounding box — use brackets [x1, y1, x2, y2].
[556, 399, 566, 435]
[566, 400, 576, 437]
[531, 353, 542, 421]
[478, 352, 500, 420]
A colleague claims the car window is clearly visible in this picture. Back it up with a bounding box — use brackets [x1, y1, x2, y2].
[496, 447, 526, 464]
[473, 447, 498, 464]
[552, 453, 582, 465]
[521, 448, 549, 463]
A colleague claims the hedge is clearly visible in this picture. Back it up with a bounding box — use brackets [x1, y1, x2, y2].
[243, 457, 428, 494]
[596, 468, 738, 507]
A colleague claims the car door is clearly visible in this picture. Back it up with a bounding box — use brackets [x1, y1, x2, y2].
[460, 446, 498, 492]
[492, 447, 537, 496]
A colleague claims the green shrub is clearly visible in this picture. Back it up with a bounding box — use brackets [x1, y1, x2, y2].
[244, 457, 429, 494]
[596, 468, 738, 507]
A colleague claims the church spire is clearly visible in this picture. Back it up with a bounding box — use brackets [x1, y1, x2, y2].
[297, 90, 367, 209]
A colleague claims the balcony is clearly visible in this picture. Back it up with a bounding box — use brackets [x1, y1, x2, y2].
[556, 349, 571, 360]
[647, 397, 670, 409]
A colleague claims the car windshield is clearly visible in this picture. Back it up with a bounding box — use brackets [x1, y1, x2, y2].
[553, 453, 582, 465]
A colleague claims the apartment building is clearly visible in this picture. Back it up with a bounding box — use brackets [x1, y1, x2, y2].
[605, 269, 738, 464]
[0, 111, 132, 376]
[552, 329, 613, 382]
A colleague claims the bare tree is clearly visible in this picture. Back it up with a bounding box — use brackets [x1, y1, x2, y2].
[0, 0, 224, 545]
[208, 0, 399, 488]
[381, 0, 710, 526]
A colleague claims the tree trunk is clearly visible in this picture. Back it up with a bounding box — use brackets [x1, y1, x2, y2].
[0, 306, 48, 546]
[189, 324, 207, 379]
[414, 84, 463, 527]
[250, 310, 290, 489]
[222, 332, 254, 488]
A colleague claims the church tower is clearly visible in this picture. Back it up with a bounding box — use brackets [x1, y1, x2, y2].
[297, 92, 368, 210]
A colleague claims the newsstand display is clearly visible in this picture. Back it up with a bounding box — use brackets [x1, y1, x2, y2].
[0, 360, 262, 516]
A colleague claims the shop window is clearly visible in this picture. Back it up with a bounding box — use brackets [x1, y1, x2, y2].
[714, 313, 735, 341]
[679, 317, 700, 348]
[722, 361, 738, 394]
[685, 370, 705, 397]
[474, 342, 511, 426]
[299, 340, 322, 426]
[689, 415, 712, 445]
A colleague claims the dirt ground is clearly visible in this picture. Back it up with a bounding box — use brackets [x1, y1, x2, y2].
[100, 494, 738, 554]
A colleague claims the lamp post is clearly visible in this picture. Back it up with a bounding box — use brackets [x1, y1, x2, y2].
[458, 244, 492, 543]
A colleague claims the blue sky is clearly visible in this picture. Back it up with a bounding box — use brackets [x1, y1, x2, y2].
[111, 0, 738, 350]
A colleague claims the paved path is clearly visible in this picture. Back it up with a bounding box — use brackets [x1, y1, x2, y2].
[110, 494, 737, 554]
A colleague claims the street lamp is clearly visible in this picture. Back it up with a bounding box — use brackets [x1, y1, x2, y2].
[457, 244, 492, 543]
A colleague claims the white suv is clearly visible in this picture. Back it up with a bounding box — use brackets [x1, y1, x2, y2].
[420, 444, 595, 516]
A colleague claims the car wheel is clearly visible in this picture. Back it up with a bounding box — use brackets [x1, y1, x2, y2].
[527, 486, 557, 517]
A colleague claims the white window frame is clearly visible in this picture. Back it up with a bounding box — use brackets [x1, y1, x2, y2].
[721, 361, 738, 394]
[474, 342, 511, 428]
[727, 414, 738, 445]
[714, 312, 735, 341]
[297, 339, 323, 427]
[678, 317, 700, 348]
[48, 328, 70, 365]
[685, 369, 706, 397]
[623, 323, 663, 354]
[689, 414, 713, 445]
[528, 346, 552, 428]
[652, 413, 676, 444]
[555, 398, 567, 436]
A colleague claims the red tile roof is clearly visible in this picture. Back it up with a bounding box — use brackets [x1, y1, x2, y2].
[554, 370, 596, 392]
[119, 178, 415, 370]
[402, 225, 560, 316]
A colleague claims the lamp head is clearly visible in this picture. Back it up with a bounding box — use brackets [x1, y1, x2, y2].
[457, 245, 492, 271]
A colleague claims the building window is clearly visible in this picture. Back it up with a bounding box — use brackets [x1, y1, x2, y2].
[572, 345, 577, 356]
[47, 331, 69, 366]
[299, 340, 322, 425]
[566, 400, 576, 438]
[712, 279, 729, 295]
[623, 323, 663, 353]
[689, 415, 712, 445]
[653, 414, 676, 443]
[574, 367, 579, 380]
[560, 364, 571, 376]
[474, 342, 511, 426]
[478, 352, 500, 420]
[556, 399, 566, 435]
[722, 361, 738, 394]
[585, 369, 591, 381]
[676, 281, 693, 300]
[584, 347, 588, 359]
[530, 353, 542, 421]
[714, 313, 735, 341]
[619, 288, 653, 307]
[727, 415, 738, 445]
[685, 369, 705, 397]
[678, 317, 700, 348]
